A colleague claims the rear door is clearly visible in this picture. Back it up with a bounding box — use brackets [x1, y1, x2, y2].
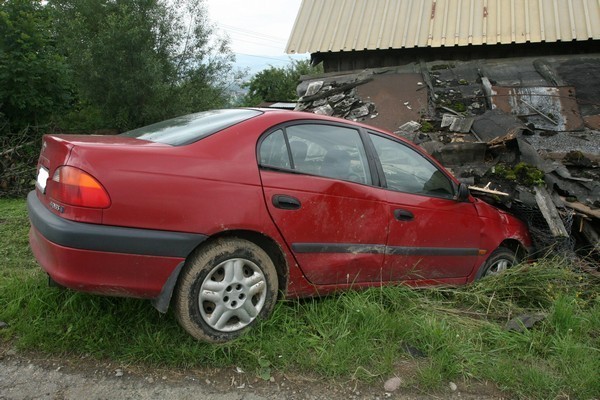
[368, 133, 482, 281]
[258, 123, 389, 285]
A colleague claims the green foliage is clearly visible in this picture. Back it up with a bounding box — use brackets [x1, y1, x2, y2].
[2, 199, 599, 398]
[241, 59, 322, 106]
[48, 0, 235, 131]
[449, 102, 466, 112]
[0, 0, 238, 197]
[494, 162, 545, 187]
[0, 0, 73, 131]
[0, 1, 72, 197]
[420, 120, 434, 133]
[513, 162, 545, 186]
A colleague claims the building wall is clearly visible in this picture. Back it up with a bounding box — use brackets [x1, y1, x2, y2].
[315, 40, 600, 73]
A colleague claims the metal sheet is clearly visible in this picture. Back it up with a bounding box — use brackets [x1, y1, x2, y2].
[287, 0, 600, 54]
[490, 86, 584, 131]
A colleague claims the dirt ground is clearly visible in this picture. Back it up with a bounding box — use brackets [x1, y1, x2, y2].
[0, 345, 505, 400]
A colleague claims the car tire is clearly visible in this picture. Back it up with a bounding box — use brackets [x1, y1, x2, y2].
[173, 238, 279, 343]
[475, 246, 519, 280]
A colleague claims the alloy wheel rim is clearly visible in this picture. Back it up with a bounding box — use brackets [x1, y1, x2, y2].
[198, 258, 267, 332]
[486, 258, 511, 276]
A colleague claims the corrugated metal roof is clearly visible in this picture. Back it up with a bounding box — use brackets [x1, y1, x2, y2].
[286, 0, 600, 54]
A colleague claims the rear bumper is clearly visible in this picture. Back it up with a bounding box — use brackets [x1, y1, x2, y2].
[27, 191, 207, 298]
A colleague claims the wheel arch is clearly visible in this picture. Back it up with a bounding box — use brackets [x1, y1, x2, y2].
[498, 238, 529, 261]
[210, 230, 289, 297]
[151, 229, 288, 313]
[472, 239, 530, 282]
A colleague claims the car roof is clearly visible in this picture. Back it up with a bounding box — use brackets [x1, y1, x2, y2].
[250, 107, 397, 135]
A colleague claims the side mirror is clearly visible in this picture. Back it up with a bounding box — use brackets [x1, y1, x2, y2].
[456, 183, 470, 202]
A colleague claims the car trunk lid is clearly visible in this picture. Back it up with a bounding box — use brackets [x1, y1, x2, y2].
[35, 134, 168, 223]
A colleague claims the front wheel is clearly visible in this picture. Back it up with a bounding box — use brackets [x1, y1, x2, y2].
[174, 238, 279, 343]
[475, 247, 519, 280]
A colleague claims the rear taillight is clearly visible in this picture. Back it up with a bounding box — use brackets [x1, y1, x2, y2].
[48, 166, 111, 208]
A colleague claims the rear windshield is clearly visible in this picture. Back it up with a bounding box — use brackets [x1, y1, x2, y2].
[121, 109, 262, 146]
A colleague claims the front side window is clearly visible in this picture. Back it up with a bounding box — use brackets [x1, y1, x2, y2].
[259, 124, 372, 185]
[370, 134, 454, 198]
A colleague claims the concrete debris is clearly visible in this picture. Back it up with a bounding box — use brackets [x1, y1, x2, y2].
[0, 321, 9, 329]
[313, 104, 334, 116]
[296, 76, 377, 122]
[295, 71, 378, 122]
[441, 113, 474, 132]
[504, 313, 547, 332]
[397, 121, 421, 134]
[295, 54, 600, 265]
[384, 376, 403, 392]
[304, 81, 323, 97]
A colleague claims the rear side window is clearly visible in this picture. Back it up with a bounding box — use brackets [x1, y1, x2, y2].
[259, 129, 290, 169]
[259, 123, 372, 185]
[121, 109, 262, 146]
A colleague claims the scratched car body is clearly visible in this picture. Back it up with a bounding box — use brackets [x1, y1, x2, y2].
[28, 108, 532, 342]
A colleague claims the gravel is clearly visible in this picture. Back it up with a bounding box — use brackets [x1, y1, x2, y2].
[0, 353, 502, 400]
[526, 130, 600, 156]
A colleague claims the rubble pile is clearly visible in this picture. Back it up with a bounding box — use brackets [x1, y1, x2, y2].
[428, 63, 487, 116]
[297, 55, 600, 267]
[295, 72, 378, 121]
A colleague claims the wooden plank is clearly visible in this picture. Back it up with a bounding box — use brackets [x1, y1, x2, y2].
[535, 187, 569, 237]
[480, 76, 494, 109]
[469, 185, 510, 197]
[561, 196, 600, 219]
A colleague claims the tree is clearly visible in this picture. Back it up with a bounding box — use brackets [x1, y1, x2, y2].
[0, 0, 72, 132]
[48, 0, 235, 130]
[242, 59, 323, 106]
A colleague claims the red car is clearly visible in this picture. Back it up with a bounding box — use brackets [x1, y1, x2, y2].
[28, 108, 532, 342]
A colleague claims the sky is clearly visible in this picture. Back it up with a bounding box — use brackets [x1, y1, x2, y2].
[204, 0, 308, 74]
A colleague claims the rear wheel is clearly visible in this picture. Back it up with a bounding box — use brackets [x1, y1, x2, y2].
[476, 247, 519, 279]
[174, 238, 279, 343]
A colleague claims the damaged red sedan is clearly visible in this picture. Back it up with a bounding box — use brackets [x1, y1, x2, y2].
[28, 108, 532, 342]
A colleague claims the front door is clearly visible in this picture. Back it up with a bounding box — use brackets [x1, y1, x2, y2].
[368, 133, 482, 281]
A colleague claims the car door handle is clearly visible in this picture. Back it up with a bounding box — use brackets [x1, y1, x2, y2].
[272, 195, 301, 210]
[394, 209, 414, 221]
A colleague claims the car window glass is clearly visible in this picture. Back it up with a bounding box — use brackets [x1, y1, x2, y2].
[287, 124, 372, 184]
[121, 109, 262, 146]
[259, 129, 290, 169]
[370, 134, 454, 197]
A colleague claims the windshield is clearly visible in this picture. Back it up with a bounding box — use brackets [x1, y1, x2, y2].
[121, 109, 262, 146]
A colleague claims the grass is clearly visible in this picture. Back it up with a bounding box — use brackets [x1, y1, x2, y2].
[1, 198, 599, 398]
